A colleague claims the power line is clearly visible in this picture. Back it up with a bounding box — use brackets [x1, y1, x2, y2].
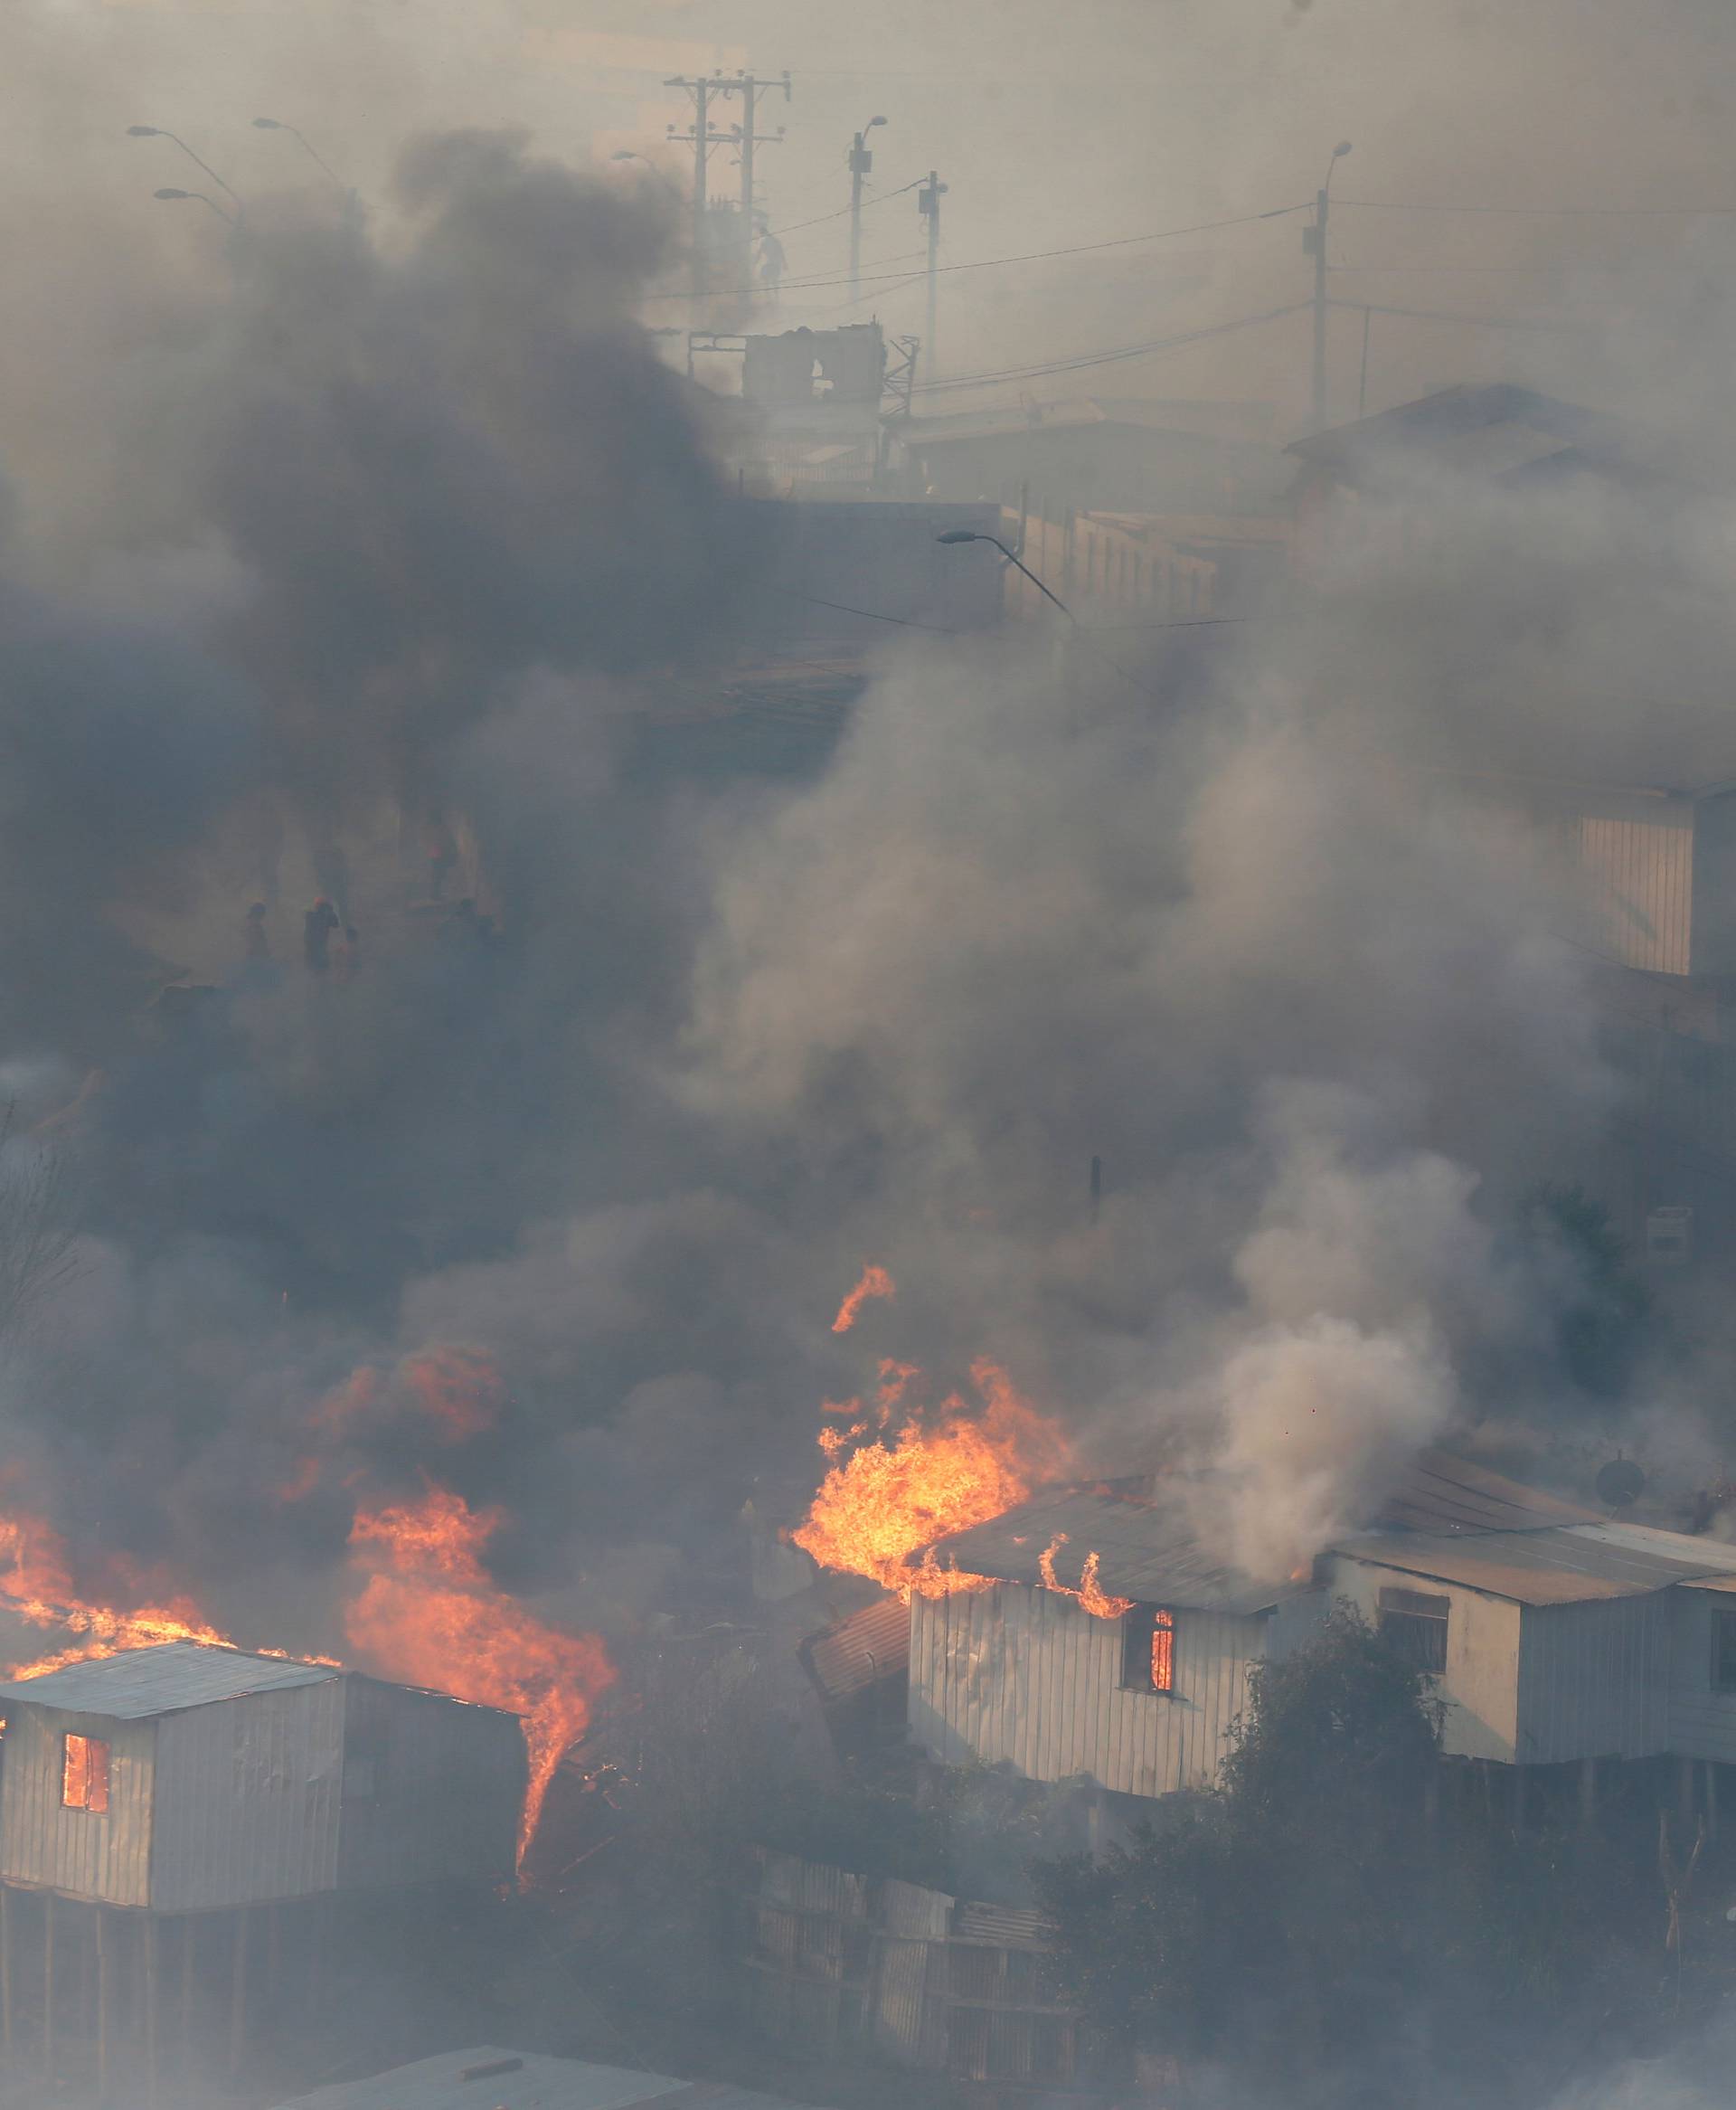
[1325, 296, 1594, 335]
[1337, 196, 1736, 218]
[768, 178, 922, 241]
[640, 202, 1308, 303]
[909, 300, 1312, 394]
[766, 588, 956, 632]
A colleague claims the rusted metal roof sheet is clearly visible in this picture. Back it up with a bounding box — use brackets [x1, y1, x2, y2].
[1679, 1571, 1736, 1594]
[799, 1595, 910, 1701]
[953, 1901, 1055, 1950]
[928, 1490, 1307, 1614]
[1373, 1449, 1599, 1534]
[0, 1642, 336, 1720]
[1336, 1521, 1736, 1605]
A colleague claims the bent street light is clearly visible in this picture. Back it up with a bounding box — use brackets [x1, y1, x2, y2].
[129, 125, 243, 210]
[155, 187, 236, 226]
[935, 529, 1074, 620]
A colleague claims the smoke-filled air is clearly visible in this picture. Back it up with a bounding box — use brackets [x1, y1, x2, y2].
[1, 2, 1736, 2107]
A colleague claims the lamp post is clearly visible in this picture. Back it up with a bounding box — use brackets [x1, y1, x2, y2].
[1307, 140, 1352, 431]
[935, 528, 1075, 620]
[154, 187, 236, 227]
[848, 116, 887, 304]
[127, 126, 243, 213]
[252, 118, 344, 193]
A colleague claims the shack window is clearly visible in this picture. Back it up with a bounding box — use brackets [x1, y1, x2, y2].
[1121, 1606, 1175, 1694]
[62, 1733, 109, 1813]
[1712, 1610, 1736, 1693]
[1378, 1587, 1448, 1675]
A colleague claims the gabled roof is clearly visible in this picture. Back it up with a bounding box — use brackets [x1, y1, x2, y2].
[1285, 383, 1631, 488]
[0, 1642, 338, 1719]
[920, 1451, 1678, 1616]
[1334, 1519, 1736, 1606]
[270, 2048, 824, 2110]
[929, 1489, 1310, 1616]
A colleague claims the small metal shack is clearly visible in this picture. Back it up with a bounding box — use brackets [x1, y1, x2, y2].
[0, 1641, 526, 1911]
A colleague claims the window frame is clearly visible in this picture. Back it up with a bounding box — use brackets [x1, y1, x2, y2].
[1120, 1604, 1177, 1697]
[61, 1731, 111, 1815]
[1377, 1585, 1449, 1677]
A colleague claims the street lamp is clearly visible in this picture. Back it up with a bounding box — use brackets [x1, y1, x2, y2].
[127, 125, 243, 211]
[1307, 143, 1352, 430]
[847, 115, 888, 303]
[154, 187, 236, 226]
[936, 528, 1075, 619]
[251, 117, 346, 194]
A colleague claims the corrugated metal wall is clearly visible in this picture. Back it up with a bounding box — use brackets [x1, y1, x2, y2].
[908, 1584, 1260, 1796]
[0, 1707, 155, 1906]
[1514, 1596, 1672, 1765]
[149, 1677, 344, 1912]
[1576, 810, 1694, 976]
[334, 1678, 523, 1892]
[1665, 1591, 1736, 1764]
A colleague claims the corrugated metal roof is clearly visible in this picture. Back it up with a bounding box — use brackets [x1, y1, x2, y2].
[952, 1901, 1055, 1950]
[271, 2050, 689, 2110]
[0, 1642, 337, 1720]
[799, 1596, 910, 1701]
[1373, 1449, 1600, 1534]
[273, 2053, 826, 2110]
[929, 1490, 1309, 1615]
[1335, 1521, 1736, 1605]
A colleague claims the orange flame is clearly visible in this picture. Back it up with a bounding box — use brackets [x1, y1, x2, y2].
[1037, 1533, 1135, 1619]
[831, 1264, 896, 1334]
[792, 1358, 1069, 1599]
[0, 1507, 316, 1679]
[344, 1484, 615, 1875]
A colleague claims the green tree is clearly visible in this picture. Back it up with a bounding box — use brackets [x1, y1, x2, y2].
[1038, 1605, 1445, 2090]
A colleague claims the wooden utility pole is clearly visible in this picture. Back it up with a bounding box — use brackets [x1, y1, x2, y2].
[918, 169, 948, 384]
[664, 74, 729, 312]
[718, 71, 792, 298]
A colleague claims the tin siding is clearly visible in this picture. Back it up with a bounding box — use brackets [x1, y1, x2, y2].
[0, 1706, 156, 1906]
[1665, 1590, 1736, 1763]
[909, 1584, 1262, 1797]
[1515, 1597, 1671, 1765]
[1577, 811, 1694, 976]
[335, 1679, 524, 1891]
[1326, 1556, 1521, 1762]
[149, 1679, 343, 1912]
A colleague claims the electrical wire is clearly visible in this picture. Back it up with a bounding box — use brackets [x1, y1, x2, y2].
[908, 300, 1312, 394]
[765, 178, 923, 241]
[1338, 197, 1736, 218]
[639, 202, 1309, 303]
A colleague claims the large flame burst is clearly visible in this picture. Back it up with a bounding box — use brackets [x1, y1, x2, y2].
[793, 1358, 1071, 1598]
[345, 1483, 616, 1872]
[0, 1504, 296, 1679]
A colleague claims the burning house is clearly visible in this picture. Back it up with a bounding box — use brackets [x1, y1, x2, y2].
[0, 1641, 525, 2085]
[908, 1451, 1736, 1828]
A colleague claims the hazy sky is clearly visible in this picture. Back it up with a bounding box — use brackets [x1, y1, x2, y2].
[16, 0, 1736, 437]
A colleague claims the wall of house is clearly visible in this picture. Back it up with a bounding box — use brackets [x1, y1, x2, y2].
[334, 1678, 524, 1892]
[149, 1677, 344, 1912]
[1665, 1586, 1736, 1764]
[0, 1706, 156, 1907]
[1514, 1595, 1672, 1765]
[909, 1583, 1266, 1797]
[1324, 1557, 1522, 1762]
